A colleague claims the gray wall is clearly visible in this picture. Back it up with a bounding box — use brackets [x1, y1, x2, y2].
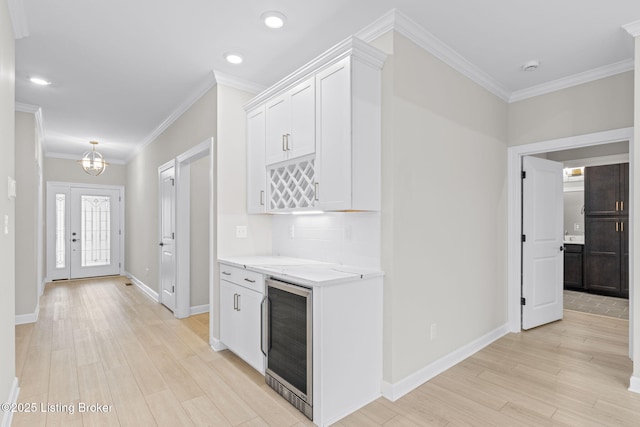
[44, 157, 127, 186]
[189, 155, 209, 308]
[0, 0, 16, 409]
[373, 31, 509, 384]
[15, 112, 43, 317]
[563, 189, 584, 236]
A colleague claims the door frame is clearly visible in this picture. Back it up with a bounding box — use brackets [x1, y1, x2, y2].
[158, 160, 176, 311]
[173, 138, 215, 320]
[45, 181, 125, 282]
[508, 127, 634, 332]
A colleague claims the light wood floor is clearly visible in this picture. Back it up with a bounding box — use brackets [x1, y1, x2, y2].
[13, 277, 640, 426]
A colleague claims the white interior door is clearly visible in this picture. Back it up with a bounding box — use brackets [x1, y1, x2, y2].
[47, 183, 122, 281]
[522, 156, 564, 330]
[159, 165, 176, 311]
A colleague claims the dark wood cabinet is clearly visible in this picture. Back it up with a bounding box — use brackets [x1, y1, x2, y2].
[563, 244, 583, 290]
[584, 163, 628, 298]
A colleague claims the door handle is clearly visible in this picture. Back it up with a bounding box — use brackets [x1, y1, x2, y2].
[260, 190, 265, 206]
[244, 278, 256, 283]
[233, 293, 238, 310]
[158, 242, 164, 246]
[560, 246, 564, 252]
[314, 182, 319, 201]
[616, 201, 619, 211]
[260, 296, 268, 356]
[621, 201, 624, 211]
[621, 221, 625, 232]
[285, 133, 291, 151]
[282, 135, 286, 152]
[616, 222, 619, 232]
[236, 294, 241, 311]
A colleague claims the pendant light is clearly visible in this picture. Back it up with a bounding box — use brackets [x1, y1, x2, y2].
[79, 141, 108, 176]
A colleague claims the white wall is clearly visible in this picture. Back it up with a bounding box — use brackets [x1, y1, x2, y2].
[272, 213, 380, 269]
[0, 0, 16, 416]
[632, 35, 640, 392]
[373, 31, 509, 385]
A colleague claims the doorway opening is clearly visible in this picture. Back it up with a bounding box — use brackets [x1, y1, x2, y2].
[46, 182, 124, 281]
[507, 127, 634, 360]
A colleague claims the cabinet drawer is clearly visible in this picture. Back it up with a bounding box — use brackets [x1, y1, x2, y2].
[219, 264, 264, 293]
[564, 244, 583, 253]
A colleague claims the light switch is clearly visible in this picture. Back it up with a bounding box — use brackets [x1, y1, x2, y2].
[236, 225, 247, 239]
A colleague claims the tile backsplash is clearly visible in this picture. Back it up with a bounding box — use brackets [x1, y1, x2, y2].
[272, 212, 381, 269]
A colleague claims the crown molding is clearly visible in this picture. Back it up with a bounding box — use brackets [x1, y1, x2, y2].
[15, 102, 39, 113]
[213, 70, 266, 94]
[7, 0, 29, 39]
[623, 20, 640, 37]
[126, 71, 217, 163]
[45, 151, 126, 165]
[244, 36, 387, 111]
[509, 59, 634, 103]
[356, 9, 511, 102]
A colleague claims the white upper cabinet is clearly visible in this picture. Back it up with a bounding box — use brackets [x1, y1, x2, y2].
[245, 37, 386, 213]
[265, 77, 315, 165]
[247, 106, 266, 214]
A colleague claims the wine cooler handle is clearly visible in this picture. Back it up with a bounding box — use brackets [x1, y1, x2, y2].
[260, 296, 269, 356]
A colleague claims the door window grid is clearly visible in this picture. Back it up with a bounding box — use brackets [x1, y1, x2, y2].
[81, 195, 111, 267]
[55, 194, 65, 268]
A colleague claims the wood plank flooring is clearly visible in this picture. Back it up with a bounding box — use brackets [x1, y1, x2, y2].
[13, 276, 640, 426]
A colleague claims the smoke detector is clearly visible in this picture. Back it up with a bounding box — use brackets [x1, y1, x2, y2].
[522, 60, 540, 72]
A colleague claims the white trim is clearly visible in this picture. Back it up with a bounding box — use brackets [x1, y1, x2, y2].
[126, 71, 217, 163]
[244, 36, 387, 111]
[509, 59, 635, 103]
[175, 138, 213, 319]
[45, 151, 127, 165]
[623, 20, 640, 38]
[356, 9, 511, 102]
[125, 272, 159, 302]
[211, 338, 227, 352]
[381, 324, 509, 401]
[15, 302, 39, 325]
[629, 375, 640, 393]
[190, 304, 210, 316]
[40, 277, 46, 296]
[507, 127, 635, 333]
[1, 378, 19, 427]
[213, 70, 266, 94]
[7, 0, 28, 39]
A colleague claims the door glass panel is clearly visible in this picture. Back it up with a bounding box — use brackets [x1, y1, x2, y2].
[81, 195, 111, 267]
[55, 193, 66, 269]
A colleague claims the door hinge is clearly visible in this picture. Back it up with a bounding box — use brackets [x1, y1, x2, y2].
[170, 178, 175, 186]
[521, 297, 526, 306]
[521, 234, 526, 242]
[119, 229, 121, 235]
[172, 232, 175, 240]
[119, 262, 121, 268]
[172, 285, 175, 293]
[119, 196, 122, 202]
[521, 171, 526, 179]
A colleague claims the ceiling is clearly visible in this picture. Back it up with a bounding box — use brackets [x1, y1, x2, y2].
[12, 0, 640, 163]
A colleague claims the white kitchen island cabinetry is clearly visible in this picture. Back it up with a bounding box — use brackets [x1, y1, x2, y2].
[217, 256, 383, 427]
[219, 264, 265, 374]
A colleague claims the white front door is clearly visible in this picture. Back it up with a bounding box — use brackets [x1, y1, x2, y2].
[522, 156, 564, 330]
[159, 164, 176, 312]
[47, 183, 122, 281]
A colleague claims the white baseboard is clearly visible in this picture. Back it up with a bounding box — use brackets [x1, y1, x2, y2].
[125, 271, 159, 302]
[190, 304, 209, 316]
[381, 323, 509, 401]
[15, 302, 40, 325]
[1, 377, 19, 427]
[629, 375, 640, 393]
[211, 337, 227, 352]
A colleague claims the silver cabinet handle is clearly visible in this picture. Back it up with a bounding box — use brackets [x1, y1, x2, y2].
[282, 135, 286, 152]
[285, 133, 291, 151]
[260, 296, 269, 356]
[244, 278, 256, 283]
[236, 294, 241, 311]
[222, 271, 231, 276]
[233, 293, 238, 310]
[314, 182, 319, 201]
[260, 190, 265, 206]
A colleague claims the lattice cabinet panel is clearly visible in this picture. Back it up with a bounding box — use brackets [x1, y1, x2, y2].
[269, 158, 316, 211]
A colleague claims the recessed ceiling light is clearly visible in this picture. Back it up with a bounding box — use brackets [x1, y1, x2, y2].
[29, 77, 51, 86]
[261, 11, 286, 29]
[522, 60, 540, 72]
[224, 52, 243, 65]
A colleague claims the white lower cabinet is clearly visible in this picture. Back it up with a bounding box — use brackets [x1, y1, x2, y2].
[219, 265, 265, 373]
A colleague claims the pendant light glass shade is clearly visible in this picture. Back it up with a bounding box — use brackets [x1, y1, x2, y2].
[79, 141, 108, 176]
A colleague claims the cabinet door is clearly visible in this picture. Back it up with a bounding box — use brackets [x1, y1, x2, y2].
[220, 280, 239, 350]
[621, 218, 629, 297]
[315, 58, 352, 211]
[265, 95, 290, 165]
[288, 77, 316, 160]
[563, 245, 583, 290]
[585, 164, 620, 216]
[247, 107, 266, 213]
[585, 217, 621, 294]
[236, 287, 265, 373]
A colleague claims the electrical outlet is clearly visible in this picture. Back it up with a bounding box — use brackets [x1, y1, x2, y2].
[236, 225, 248, 239]
[574, 223, 581, 231]
[430, 323, 437, 341]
